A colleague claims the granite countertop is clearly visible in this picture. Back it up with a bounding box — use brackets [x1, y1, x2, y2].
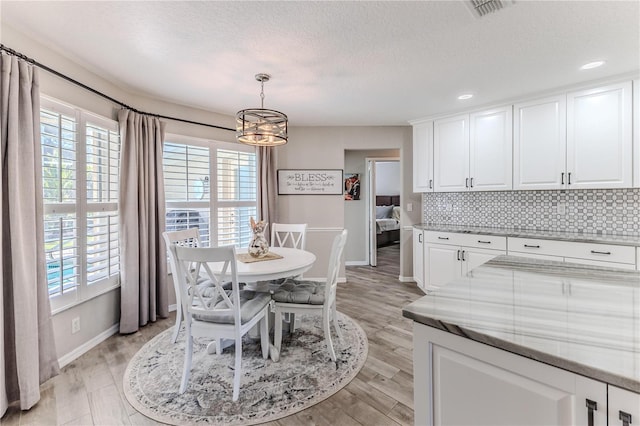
[414, 223, 640, 246]
[402, 255, 640, 393]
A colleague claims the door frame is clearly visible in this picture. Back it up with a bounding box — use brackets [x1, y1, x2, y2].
[366, 157, 400, 267]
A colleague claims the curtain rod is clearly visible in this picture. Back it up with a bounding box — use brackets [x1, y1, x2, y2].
[0, 44, 235, 132]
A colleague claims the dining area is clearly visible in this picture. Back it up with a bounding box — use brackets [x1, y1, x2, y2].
[120, 220, 364, 424]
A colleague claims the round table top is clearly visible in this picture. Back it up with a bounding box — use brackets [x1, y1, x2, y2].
[229, 247, 316, 282]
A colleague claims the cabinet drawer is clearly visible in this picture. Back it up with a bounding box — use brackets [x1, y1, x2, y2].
[563, 242, 636, 265]
[508, 237, 636, 265]
[424, 231, 466, 246]
[459, 234, 507, 251]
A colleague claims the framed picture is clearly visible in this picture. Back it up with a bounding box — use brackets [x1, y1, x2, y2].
[344, 173, 361, 201]
[277, 169, 343, 195]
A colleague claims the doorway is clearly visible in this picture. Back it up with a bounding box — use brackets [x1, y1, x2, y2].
[367, 158, 400, 267]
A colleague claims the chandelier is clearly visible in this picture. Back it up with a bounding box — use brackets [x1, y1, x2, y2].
[236, 73, 288, 146]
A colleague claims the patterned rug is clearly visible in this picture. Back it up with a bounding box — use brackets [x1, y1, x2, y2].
[123, 312, 368, 425]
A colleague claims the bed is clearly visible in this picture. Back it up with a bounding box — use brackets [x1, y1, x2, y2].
[375, 195, 400, 247]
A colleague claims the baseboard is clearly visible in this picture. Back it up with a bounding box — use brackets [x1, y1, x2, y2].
[58, 323, 119, 368]
[345, 260, 368, 266]
[169, 303, 177, 313]
[398, 275, 415, 283]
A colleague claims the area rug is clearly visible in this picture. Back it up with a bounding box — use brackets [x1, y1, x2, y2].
[123, 312, 368, 425]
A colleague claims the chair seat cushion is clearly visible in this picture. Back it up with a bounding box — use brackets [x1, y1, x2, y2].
[193, 290, 271, 324]
[271, 279, 325, 305]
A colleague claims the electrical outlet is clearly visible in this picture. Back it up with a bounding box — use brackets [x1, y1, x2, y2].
[407, 203, 413, 212]
[557, 203, 566, 215]
[72, 317, 80, 334]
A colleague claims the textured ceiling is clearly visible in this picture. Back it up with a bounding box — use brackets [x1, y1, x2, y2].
[1, 1, 639, 126]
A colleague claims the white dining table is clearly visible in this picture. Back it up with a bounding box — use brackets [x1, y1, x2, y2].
[229, 247, 316, 288]
[203, 246, 316, 357]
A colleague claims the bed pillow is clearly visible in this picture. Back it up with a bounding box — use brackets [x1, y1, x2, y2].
[376, 205, 394, 219]
[392, 206, 401, 221]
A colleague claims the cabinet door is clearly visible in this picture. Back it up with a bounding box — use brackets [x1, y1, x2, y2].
[567, 82, 632, 189]
[469, 106, 513, 191]
[462, 247, 504, 274]
[413, 228, 425, 290]
[513, 95, 567, 190]
[434, 114, 469, 192]
[413, 121, 434, 192]
[608, 385, 640, 426]
[424, 243, 461, 289]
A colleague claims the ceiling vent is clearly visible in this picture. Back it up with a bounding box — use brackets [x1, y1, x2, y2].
[465, 0, 514, 18]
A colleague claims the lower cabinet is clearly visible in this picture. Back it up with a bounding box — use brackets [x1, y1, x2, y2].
[413, 323, 639, 426]
[423, 231, 506, 290]
[413, 228, 425, 290]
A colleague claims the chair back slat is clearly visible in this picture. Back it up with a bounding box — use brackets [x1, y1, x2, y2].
[323, 229, 348, 314]
[172, 244, 241, 324]
[163, 228, 202, 306]
[271, 223, 307, 249]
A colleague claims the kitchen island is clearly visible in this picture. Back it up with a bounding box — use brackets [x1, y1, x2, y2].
[403, 255, 639, 426]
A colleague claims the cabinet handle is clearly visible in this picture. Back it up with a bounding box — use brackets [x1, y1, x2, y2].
[524, 244, 541, 248]
[470, 177, 474, 188]
[568, 172, 572, 185]
[561, 172, 565, 185]
[457, 250, 461, 261]
[465, 177, 469, 188]
[619, 411, 632, 426]
[477, 240, 491, 244]
[429, 179, 433, 189]
[590, 250, 611, 255]
[585, 399, 597, 426]
[438, 236, 449, 240]
[418, 234, 423, 243]
[461, 250, 466, 261]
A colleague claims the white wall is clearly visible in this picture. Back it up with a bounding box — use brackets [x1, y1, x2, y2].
[376, 161, 400, 196]
[277, 127, 419, 281]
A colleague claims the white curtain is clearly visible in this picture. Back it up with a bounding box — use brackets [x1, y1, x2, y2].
[257, 146, 277, 242]
[1, 54, 59, 416]
[118, 109, 168, 334]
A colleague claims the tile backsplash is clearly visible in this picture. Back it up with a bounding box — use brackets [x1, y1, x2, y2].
[422, 188, 640, 236]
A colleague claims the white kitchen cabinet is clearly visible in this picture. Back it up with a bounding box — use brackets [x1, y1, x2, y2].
[434, 114, 469, 192]
[413, 323, 609, 426]
[434, 107, 512, 192]
[413, 228, 425, 290]
[609, 385, 640, 426]
[469, 107, 513, 191]
[513, 95, 567, 190]
[514, 82, 632, 190]
[423, 231, 506, 290]
[507, 237, 637, 269]
[567, 82, 633, 189]
[412, 121, 434, 192]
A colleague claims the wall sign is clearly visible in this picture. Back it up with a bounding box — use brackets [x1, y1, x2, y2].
[277, 169, 343, 195]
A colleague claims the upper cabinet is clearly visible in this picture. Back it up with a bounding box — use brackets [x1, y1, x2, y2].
[566, 82, 632, 189]
[513, 95, 567, 190]
[434, 114, 469, 192]
[413, 79, 636, 193]
[433, 106, 512, 192]
[412, 121, 434, 192]
[514, 82, 633, 190]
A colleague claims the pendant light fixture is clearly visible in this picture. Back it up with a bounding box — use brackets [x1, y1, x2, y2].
[236, 73, 288, 146]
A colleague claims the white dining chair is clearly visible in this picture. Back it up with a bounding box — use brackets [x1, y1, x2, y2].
[271, 223, 308, 250]
[171, 243, 271, 401]
[271, 229, 347, 362]
[162, 228, 210, 344]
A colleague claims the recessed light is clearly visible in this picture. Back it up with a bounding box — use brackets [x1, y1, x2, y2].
[458, 94, 473, 100]
[580, 61, 605, 70]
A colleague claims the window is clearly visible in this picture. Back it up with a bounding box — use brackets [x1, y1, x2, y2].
[41, 97, 120, 312]
[163, 135, 257, 249]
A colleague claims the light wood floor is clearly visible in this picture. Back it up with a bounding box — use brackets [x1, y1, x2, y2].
[3, 244, 424, 425]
